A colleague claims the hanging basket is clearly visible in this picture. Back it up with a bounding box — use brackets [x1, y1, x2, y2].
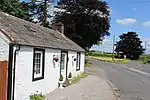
[74, 58, 77, 61]
[53, 57, 59, 62]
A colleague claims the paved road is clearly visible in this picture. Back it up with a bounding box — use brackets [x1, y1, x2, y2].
[126, 61, 150, 74]
[86, 59, 150, 100]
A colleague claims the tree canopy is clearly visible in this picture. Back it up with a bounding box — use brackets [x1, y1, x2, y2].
[0, 0, 29, 20]
[28, 0, 55, 27]
[0, 0, 111, 50]
[53, 0, 110, 50]
[115, 32, 145, 60]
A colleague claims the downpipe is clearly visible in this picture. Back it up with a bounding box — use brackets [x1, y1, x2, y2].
[12, 45, 20, 100]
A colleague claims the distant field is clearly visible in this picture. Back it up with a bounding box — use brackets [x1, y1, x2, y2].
[89, 56, 128, 64]
[86, 52, 116, 58]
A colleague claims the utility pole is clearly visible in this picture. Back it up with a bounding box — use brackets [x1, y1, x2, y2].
[112, 34, 115, 61]
[145, 41, 147, 59]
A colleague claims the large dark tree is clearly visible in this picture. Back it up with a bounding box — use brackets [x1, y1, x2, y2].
[0, 0, 29, 20]
[53, 0, 110, 50]
[115, 32, 145, 60]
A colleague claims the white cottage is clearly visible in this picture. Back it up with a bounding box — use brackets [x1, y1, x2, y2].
[0, 12, 85, 100]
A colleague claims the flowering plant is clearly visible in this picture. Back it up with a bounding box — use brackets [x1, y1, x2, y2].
[53, 57, 59, 62]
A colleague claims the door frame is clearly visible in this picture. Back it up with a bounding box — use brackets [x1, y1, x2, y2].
[60, 51, 68, 80]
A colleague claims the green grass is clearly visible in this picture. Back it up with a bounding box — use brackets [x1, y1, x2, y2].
[89, 56, 128, 64]
[85, 58, 92, 67]
[85, 63, 92, 67]
[30, 93, 45, 100]
[139, 55, 150, 64]
[86, 52, 116, 58]
[71, 72, 88, 84]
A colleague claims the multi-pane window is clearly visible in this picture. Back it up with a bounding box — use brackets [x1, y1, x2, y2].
[33, 48, 45, 81]
[60, 53, 65, 70]
[76, 52, 81, 71]
[34, 52, 41, 74]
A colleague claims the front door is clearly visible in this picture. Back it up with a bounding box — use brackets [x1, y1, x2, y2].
[0, 61, 8, 100]
[60, 51, 68, 81]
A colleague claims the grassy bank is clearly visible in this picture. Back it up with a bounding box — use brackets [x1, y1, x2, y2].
[89, 56, 128, 64]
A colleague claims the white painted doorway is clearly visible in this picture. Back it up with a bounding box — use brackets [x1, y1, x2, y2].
[60, 51, 68, 81]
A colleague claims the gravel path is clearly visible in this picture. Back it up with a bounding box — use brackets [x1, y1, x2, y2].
[45, 75, 116, 100]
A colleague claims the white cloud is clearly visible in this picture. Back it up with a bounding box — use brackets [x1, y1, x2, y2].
[142, 38, 150, 54]
[90, 38, 113, 52]
[132, 8, 137, 11]
[142, 21, 150, 27]
[116, 18, 137, 25]
[143, 38, 150, 42]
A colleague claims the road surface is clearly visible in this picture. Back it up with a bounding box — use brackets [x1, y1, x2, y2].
[86, 59, 150, 100]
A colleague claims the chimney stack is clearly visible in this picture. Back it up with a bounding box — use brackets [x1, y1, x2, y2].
[52, 22, 64, 34]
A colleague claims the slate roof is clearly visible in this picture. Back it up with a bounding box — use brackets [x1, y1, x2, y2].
[0, 11, 85, 52]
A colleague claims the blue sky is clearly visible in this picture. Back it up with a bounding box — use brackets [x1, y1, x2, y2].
[21, 0, 150, 53]
[91, 0, 150, 53]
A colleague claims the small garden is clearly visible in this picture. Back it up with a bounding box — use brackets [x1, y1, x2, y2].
[30, 72, 88, 100]
[58, 72, 88, 88]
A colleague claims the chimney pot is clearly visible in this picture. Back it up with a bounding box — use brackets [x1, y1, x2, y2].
[52, 22, 64, 34]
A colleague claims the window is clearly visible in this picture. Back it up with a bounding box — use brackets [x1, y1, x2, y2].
[60, 51, 67, 71]
[76, 52, 81, 71]
[32, 48, 45, 81]
[60, 53, 65, 70]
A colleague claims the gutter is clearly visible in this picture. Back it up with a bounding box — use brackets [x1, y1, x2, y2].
[12, 45, 20, 100]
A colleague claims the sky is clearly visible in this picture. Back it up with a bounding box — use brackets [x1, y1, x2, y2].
[91, 0, 150, 54]
[21, 0, 150, 53]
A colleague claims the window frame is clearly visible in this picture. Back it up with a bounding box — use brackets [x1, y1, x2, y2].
[32, 48, 45, 81]
[76, 52, 81, 71]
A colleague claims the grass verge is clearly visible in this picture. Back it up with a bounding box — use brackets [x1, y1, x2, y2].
[89, 56, 128, 64]
[30, 93, 45, 100]
[85, 63, 92, 67]
[71, 72, 88, 85]
[85, 58, 92, 67]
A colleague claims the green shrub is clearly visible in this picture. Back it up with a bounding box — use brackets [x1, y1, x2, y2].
[142, 59, 149, 64]
[59, 75, 63, 81]
[68, 72, 72, 78]
[30, 93, 45, 100]
[139, 55, 150, 61]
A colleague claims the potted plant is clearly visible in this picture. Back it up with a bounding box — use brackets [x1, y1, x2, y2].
[68, 72, 72, 83]
[59, 75, 64, 89]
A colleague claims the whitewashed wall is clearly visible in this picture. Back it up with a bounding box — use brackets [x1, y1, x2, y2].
[14, 46, 85, 100]
[14, 46, 61, 100]
[0, 32, 9, 61]
[67, 51, 85, 77]
[80, 52, 85, 73]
